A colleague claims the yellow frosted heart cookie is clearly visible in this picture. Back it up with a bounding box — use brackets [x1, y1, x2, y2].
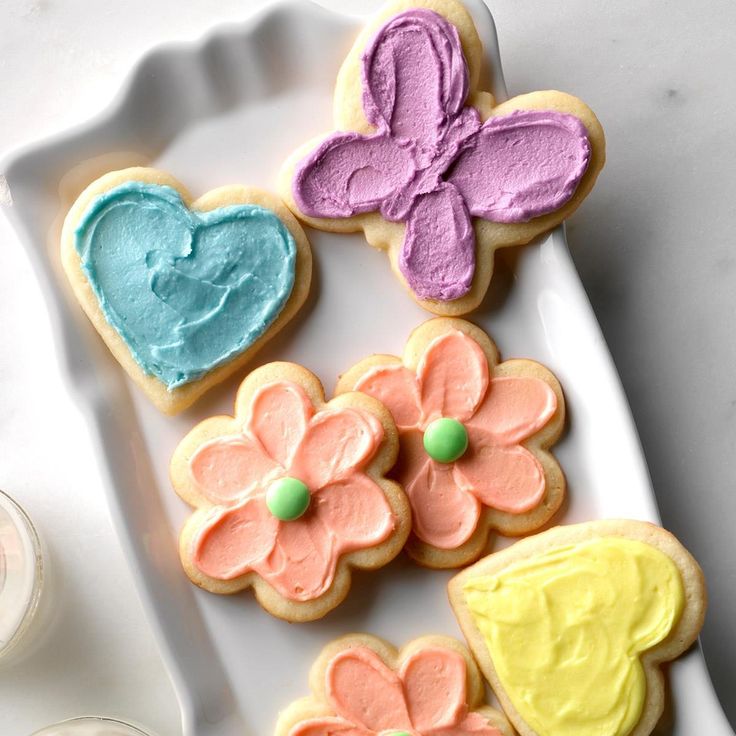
[448, 519, 706, 736]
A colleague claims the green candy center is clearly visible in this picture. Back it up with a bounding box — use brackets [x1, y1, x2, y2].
[423, 417, 469, 463]
[387, 732, 411, 736]
[266, 477, 310, 521]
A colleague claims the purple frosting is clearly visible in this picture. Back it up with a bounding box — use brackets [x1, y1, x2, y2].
[293, 8, 591, 301]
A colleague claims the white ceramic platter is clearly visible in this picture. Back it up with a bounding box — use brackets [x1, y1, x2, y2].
[2, 1, 732, 735]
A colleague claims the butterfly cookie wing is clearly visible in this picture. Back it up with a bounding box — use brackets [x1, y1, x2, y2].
[361, 8, 469, 145]
[399, 183, 475, 301]
[447, 109, 592, 224]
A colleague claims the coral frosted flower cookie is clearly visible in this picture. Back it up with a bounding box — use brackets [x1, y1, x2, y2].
[275, 634, 513, 736]
[448, 520, 707, 736]
[337, 319, 565, 568]
[280, 0, 604, 314]
[61, 167, 312, 414]
[171, 362, 410, 622]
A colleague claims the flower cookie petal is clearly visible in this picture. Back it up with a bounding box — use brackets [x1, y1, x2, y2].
[292, 409, 384, 488]
[394, 429, 432, 491]
[191, 497, 278, 579]
[190, 437, 277, 504]
[431, 713, 504, 736]
[315, 474, 394, 553]
[289, 717, 371, 736]
[355, 364, 422, 430]
[455, 431, 545, 513]
[327, 647, 412, 732]
[400, 647, 467, 732]
[261, 515, 337, 601]
[408, 461, 480, 549]
[467, 376, 556, 446]
[247, 381, 314, 467]
[418, 329, 489, 424]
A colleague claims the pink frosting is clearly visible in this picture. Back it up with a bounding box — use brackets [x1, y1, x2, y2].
[289, 646, 503, 736]
[355, 330, 557, 549]
[293, 8, 591, 301]
[188, 381, 395, 601]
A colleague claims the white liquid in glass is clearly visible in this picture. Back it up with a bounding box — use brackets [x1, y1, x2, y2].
[0, 489, 43, 662]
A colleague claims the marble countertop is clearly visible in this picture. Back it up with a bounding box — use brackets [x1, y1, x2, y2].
[1, 0, 734, 733]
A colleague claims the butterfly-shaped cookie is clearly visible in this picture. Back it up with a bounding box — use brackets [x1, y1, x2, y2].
[280, 0, 605, 314]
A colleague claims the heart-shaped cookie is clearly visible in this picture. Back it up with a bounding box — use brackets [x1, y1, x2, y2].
[61, 168, 311, 413]
[449, 520, 706, 736]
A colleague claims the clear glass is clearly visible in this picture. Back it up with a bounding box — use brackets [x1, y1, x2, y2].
[0, 489, 44, 664]
[30, 716, 155, 736]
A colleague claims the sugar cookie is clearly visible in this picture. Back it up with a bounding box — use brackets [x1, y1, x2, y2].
[171, 362, 410, 621]
[280, 0, 604, 314]
[337, 318, 565, 567]
[275, 633, 513, 736]
[449, 519, 707, 736]
[61, 167, 311, 414]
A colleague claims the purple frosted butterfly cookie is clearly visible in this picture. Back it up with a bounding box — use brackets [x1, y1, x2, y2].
[280, 0, 605, 315]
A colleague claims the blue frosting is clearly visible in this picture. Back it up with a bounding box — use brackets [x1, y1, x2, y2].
[74, 181, 297, 389]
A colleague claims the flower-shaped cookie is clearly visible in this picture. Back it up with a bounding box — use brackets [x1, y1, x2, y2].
[338, 319, 565, 567]
[280, 0, 604, 315]
[276, 634, 512, 736]
[172, 362, 410, 621]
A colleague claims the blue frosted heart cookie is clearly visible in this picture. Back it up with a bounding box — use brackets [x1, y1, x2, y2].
[61, 168, 312, 413]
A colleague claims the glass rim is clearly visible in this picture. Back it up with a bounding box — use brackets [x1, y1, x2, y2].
[29, 715, 155, 736]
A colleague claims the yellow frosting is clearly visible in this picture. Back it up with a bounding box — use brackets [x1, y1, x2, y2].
[463, 537, 685, 736]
